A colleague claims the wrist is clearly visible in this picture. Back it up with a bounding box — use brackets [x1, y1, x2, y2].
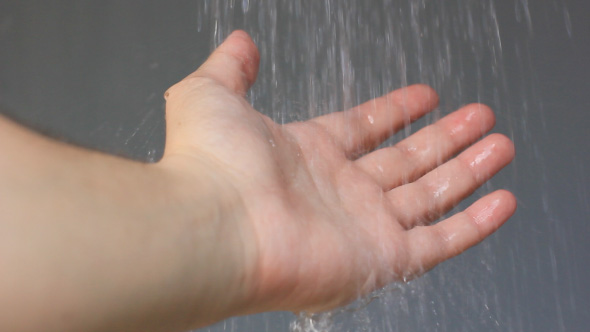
[153, 153, 260, 328]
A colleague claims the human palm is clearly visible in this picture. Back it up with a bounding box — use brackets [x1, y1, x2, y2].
[162, 31, 515, 315]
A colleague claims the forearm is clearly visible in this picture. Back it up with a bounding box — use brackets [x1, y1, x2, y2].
[0, 116, 254, 331]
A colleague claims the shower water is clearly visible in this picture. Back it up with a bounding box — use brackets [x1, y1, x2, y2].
[194, 1, 573, 331]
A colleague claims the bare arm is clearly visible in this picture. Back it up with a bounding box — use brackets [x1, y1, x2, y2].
[0, 116, 253, 331]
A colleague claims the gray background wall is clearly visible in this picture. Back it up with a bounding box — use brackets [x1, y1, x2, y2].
[0, 1, 588, 331]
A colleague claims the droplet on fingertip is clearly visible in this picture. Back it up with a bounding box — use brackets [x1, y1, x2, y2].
[474, 199, 501, 224]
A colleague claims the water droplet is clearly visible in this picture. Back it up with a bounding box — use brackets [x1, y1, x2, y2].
[432, 179, 450, 198]
[564, 8, 572, 38]
[474, 199, 501, 224]
[470, 143, 495, 168]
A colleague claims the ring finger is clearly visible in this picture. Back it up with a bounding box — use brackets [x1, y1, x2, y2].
[356, 103, 496, 191]
[386, 133, 514, 229]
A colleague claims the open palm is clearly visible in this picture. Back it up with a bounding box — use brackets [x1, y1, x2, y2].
[161, 31, 516, 315]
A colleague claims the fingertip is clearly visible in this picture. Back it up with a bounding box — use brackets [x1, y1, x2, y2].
[413, 84, 440, 109]
[467, 189, 516, 234]
[460, 133, 515, 180]
[488, 133, 516, 162]
[495, 189, 518, 217]
[185, 30, 260, 95]
[462, 103, 496, 128]
[395, 84, 440, 113]
[224, 30, 260, 63]
[222, 30, 260, 88]
[228, 29, 253, 41]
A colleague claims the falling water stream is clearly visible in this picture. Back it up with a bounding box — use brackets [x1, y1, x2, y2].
[194, 1, 576, 332]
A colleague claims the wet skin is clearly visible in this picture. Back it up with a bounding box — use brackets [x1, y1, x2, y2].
[0, 30, 515, 332]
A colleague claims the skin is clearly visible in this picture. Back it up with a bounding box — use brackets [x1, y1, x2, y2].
[0, 30, 516, 332]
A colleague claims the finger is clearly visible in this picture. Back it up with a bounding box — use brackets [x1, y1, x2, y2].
[309, 85, 439, 158]
[387, 133, 514, 229]
[162, 30, 260, 155]
[404, 190, 516, 277]
[356, 104, 495, 191]
[167, 30, 260, 98]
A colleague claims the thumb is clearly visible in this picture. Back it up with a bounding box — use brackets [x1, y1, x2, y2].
[188, 30, 260, 96]
[162, 30, 260, 158]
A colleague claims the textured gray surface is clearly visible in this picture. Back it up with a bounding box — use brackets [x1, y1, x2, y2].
[1, 1, 589, 331]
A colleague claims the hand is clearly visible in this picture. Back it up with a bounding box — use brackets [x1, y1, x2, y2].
[160, 30, 516, 318]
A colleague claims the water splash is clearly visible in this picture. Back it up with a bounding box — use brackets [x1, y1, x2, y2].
[290, 313, 334, 332]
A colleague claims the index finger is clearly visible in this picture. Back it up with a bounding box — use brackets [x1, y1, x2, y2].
[309, 85, 439, 158]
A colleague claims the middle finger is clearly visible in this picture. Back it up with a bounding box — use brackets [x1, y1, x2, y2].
[386, 133, 514, 229]
[356, 103, 495, 191]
